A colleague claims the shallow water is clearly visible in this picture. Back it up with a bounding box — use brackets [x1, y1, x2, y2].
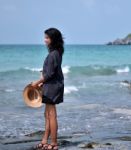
[0, 45, 131, 149]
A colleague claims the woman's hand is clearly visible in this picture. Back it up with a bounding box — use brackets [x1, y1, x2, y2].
[31, 81, 39, 88]
[31, 78, 44, 88]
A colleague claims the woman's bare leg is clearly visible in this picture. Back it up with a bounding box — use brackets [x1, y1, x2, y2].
[42, 104, 50, 143]
[34, 104, 50, 149]
[48, 104, 58, 149]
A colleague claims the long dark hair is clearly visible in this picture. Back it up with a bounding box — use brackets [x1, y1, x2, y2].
[44, 28, 64, 56]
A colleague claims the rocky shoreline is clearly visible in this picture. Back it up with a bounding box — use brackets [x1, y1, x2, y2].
[0, 130, 131, 150]
[107, 34, 131, 45]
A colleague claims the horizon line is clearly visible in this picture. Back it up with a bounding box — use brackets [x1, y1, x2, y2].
[0, 43, 106, 46]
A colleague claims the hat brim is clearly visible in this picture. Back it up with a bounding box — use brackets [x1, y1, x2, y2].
[23, 84, 43, 108]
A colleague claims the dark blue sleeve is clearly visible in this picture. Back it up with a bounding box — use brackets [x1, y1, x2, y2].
[42, 51, 58, 82]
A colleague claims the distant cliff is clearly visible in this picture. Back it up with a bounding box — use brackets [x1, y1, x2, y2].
[107, 34, 131, 45]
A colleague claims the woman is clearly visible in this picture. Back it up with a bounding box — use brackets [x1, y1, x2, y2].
[32, 28, 64, 150]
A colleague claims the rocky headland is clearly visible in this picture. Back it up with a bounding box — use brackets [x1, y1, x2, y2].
[107, 34, 131, 45]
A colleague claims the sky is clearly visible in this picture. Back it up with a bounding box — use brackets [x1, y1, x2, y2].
[0, 0, 131, 44]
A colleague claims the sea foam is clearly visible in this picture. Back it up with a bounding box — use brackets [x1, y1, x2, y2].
[116, 66, 130, 73]
[64, 86, 78, 94]
[62, 65, 70, 74]
[25, 65, 70, 75]
[5, 89, 15, 92]
[25, 67, 42, 72]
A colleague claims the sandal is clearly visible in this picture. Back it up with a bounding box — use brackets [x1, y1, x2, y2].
[41, 143, 49, 150]
[47, 144, 58, 150]
[33, 142, 48, 150]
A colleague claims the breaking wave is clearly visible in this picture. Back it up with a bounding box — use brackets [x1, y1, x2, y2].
[0, 65, 130, 76]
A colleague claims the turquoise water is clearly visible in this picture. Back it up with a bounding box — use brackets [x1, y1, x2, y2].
[0, 45, 131, 147]
[1, 45, 131, 71]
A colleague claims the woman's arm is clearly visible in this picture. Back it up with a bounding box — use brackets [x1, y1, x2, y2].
[42, 51, 58, 82]
[31, 51, 58, 87]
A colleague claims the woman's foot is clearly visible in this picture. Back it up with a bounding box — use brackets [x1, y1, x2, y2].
[33, 142, 44, 149]
[33, 140, 48, 150]
[41, 143, 49, 150]
[47, 144, 58, 150]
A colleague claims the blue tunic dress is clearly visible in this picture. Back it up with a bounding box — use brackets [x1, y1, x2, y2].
[42, 50, 64, 104]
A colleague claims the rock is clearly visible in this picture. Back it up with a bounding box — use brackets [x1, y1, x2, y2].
[116, 136, 131, 141]
[107, 33, 131, 45]
[59, 140, 72, 146]
[105, 142, 112, 145]
[85, 143, 94, 148]
[78, 142, 99, 149]
[120, 80, 131, 88]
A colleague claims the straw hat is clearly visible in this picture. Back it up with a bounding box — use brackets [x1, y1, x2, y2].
[23, 84, 43, 108]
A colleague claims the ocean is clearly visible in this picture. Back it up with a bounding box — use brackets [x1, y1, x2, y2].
[0, 45, 131, 149]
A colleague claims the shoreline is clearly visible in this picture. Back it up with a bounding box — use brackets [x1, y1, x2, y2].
[0, 130, 131, 150]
